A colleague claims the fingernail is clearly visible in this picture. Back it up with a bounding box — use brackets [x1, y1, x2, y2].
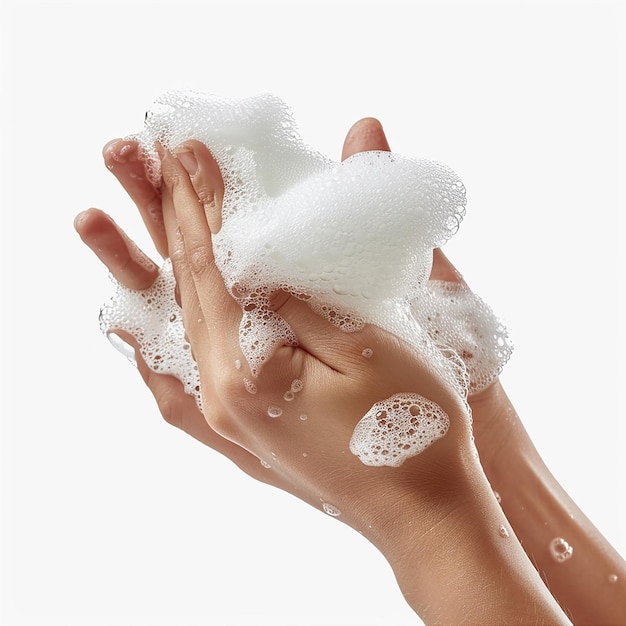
[105, 331, 137, 367]
[102, 138, 120, 157]
[175, 149, 198, 177]
[104, 140, 134, 161]
[73, 210, 89, 230]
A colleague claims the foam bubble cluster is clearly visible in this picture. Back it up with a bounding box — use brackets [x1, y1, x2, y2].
[100, 91, 513, 465]
[411, 281, 512, 395]
[350, 393, 450, 467]
[99, 258, 202, 410]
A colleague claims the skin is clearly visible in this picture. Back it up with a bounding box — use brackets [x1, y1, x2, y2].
[75, 118, 625, 624]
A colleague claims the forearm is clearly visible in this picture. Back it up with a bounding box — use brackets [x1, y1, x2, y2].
[473, 383, 626, 625]
[371, 455, 571, 625]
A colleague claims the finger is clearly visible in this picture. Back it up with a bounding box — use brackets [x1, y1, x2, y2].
[430, 248, 466, 284]
[339, 121, 465, 287]
[103, 139, 169, 258]
[159, 147, 241, 346]
[157, 149, 249, 429]
[174, 140, 224, 234]
[112, 328, 276, 479]
[74, 208, 159, 290]
[341, 117, 391, 160]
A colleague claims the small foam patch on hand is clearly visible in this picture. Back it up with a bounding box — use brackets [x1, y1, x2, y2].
[349, 393, 450, 467]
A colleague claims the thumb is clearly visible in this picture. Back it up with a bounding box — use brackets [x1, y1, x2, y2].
[341, 117, 391, 160]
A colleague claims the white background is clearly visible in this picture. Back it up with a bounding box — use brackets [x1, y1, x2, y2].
[2, 1, 624, 625]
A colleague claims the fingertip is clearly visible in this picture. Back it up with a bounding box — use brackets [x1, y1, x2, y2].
[74, 207, 106, 235]
[102, 138, 122, 158]
[73, 209, 89, 232]
[103, 138, 140, 171]
[174, 147, 199, 177]
[342, 117, 391, 160]
[430, 248, 466, 284]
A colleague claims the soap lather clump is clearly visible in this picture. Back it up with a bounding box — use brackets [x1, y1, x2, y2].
[99, 91, 512, 467]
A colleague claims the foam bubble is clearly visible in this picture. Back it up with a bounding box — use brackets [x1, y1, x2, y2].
[290, 379, 304, 393]
[322, 502, 342, 517]
[349, 393, 450, 467]
[267, 405, 283, 418]
[549, 537, 574, 563]
[243, 378, 257, 394]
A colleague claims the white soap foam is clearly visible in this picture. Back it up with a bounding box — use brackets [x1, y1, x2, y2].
[349, 393, 450, 467]
[411, 281, 513, 395]
[130, 91, 468, 386]
[99, 258, 203, 411]
[99, 91, 514, 465]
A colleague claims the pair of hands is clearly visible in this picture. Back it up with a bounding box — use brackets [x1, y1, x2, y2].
[75, 118, 505, 539]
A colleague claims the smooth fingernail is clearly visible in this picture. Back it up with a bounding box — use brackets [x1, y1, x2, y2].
[175, 149, 198, 177]
[105, 331, 137, 367]
[102, 138, 120, 157]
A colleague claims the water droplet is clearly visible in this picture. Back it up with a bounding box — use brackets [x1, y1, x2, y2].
[243, 378, 257, 394]
[283, 391, 295, 401]
[235, 359, 241, 369]
[268, 405, 283, 418]
[608, 574, 618, 584]
[498, 525, 509, 538]
[549, 537, 573, 563]
[299, 414, 308, 421]
[322, 502, 341, 517]
[361, 348, 373, 358]
[302, 452, 308, 457]
[259, 459, 271, 468]
[290, 379, 304, 393]
[493, 490, 501, 504]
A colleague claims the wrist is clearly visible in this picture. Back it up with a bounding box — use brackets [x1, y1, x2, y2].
[366, 447, 569, 625]
[469, 379, 534, 477]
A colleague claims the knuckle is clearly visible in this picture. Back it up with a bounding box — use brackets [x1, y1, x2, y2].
[156, 390, 182, 429]
[213, 366, 247, 406]
[187, 243, 211, 275]
[161, 157, 187, 192]
[203, 410, 234, 439]
[194, 182, 217, 209]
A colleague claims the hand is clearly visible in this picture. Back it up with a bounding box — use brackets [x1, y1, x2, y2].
[78, 120, 517, 484]
[75, 119, 571, 625]
[153, 122, 570, 626]
[75, 119, 476, 496]
[78, 119, 478, 515]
